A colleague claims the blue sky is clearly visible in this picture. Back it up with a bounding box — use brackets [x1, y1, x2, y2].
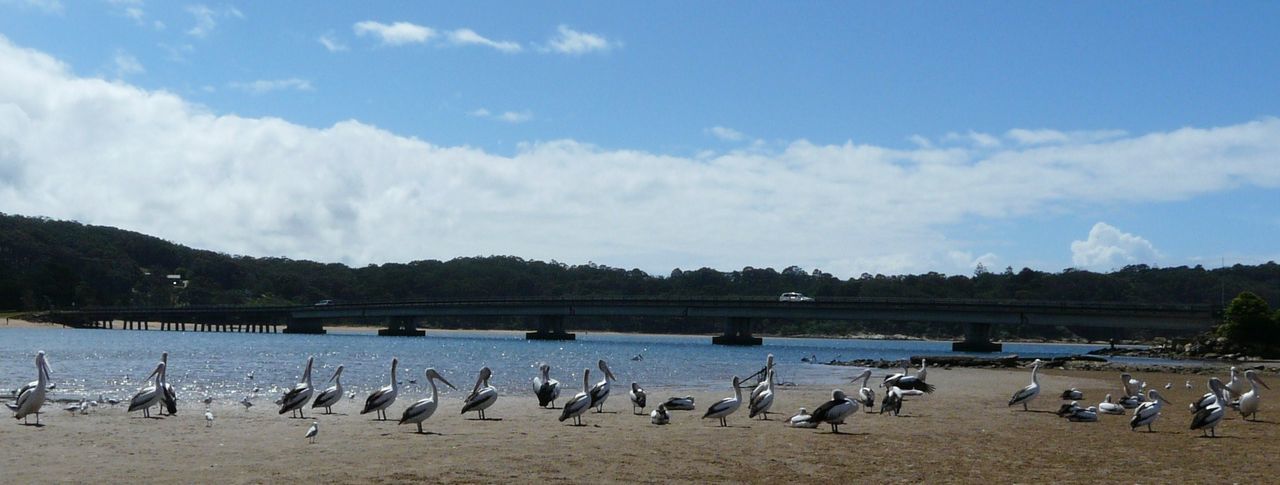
[0, 1, 1277, 277]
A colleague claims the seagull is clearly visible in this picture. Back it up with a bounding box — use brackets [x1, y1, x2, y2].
[1185, 380, 1193, 390]
[650, 404, 670, 425]
[305, 421, 319, 443]
[64, 399, 85, 416]
[1164, 382, 1172, 390]
[205, 409, 215, 427]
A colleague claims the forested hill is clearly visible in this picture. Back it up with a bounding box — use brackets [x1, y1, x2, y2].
[2, 212, 1278, 312]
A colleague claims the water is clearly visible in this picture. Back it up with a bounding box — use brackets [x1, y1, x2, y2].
[0, 328, 1164, 403]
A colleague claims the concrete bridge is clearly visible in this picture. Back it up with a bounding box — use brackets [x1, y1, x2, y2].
[45, 297, 1217, 351]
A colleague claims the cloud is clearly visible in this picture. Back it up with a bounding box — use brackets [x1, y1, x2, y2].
[707, 126, 745, 142]
[2, 36, 1279, 277]
[227, 78, 314, 94]
[446, 29, 522, 53]
[1005, 128, 1127, 146]
[159, 42, 194, 62]
[1, 0, 62, 14]
[186, 4, 242, 38]
[353, 21, 435, 46]
[544, 25, 614, 55]
[111, 50, 144, 78]
[317, 33, 348, 52]
[942, 130, 1001, 148]
[470, 107, 532, 123]
[1070, 223, 1160, 270]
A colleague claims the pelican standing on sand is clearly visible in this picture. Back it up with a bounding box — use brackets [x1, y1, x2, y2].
[279, 356, 315, 418]
[589, 360, 617, 413]
[159, 352, 178, 416]
[12, 351, 51, 425]
[1190, 400, 1225, 437]
[702, 376, 744, 427]
[650, 403, 670, 425]
[532, 364, 560, 408]
[748, 369, 775, 420]
[853, 369, 875, 412]
[127, 361, 166, 418]
[1236, 370, 1270, 421]
[1129, 389, 1170, 432]
[461, 367, 498, 420]
[750, 354, 775, 404]
[559, 368, 592, 426]
[400, 369, 457, 433]
[1189, 377, 1226, 414]
[361, 357, 399, 420]
[1008, 359, 1044, 411]
[805, 389, 858, 432]
[629, 383, 647, 415]
[311, 365, 344, 414]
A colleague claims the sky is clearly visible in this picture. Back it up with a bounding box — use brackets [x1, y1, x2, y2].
[0, 1, 1278, 278]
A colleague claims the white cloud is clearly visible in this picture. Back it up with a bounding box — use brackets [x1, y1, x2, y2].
[1, 0, 62, 13]
[942, 130, 1001, 148]
[468, 108, 491, 118]
[707, 126, 745, 142]
[354, 21, 435, 46]
[1005, 128, 1127, 146]
[111, 50, 144, 78]
[159, 42, 194, 62]
[1070, 222, 1160, 270]
[447, 29, 522, 53]
[470, 107, 532, 123]
[2, 36, 1280, 277]
[227, 78, 314, 94]
[317, 33, 348, 52]
[185, 4, 241, 38]
[544, 25, 614, 55]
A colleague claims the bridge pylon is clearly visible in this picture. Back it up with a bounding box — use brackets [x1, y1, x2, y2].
[952, 322, 1002, 352]
[526, 315, 575, 341]
[379, 316, 426, 336]
[712, 317, 762, 345]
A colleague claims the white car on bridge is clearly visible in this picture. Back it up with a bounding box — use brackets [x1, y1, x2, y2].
[778, 292, 814, 302]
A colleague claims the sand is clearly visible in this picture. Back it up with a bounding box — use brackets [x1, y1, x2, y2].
[3, 366, 1277, 484]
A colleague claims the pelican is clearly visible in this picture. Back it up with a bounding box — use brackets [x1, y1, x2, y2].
[399, 368, 457, 433]
[127, 361, 166, 418]
[1118, 395, 1141, 409]
[305, 421, 318, 443]
[104, 395, 120, 407]
[916, 358, 928, 382]
[461, 367, 497, 420]
[1008, 359, 1044, 411]
[787, 407, 818, 428]
[749, 354, 775, 404]
[160, 352, 178, 416]
[1098, 394, 1125, 415]
[1190, 402, 1225, 437]
[1121, 373, 1144, 397]
[1189, 377, 1226, 414]
[311, 365, 344, 414]
[851, 369, 875, 412]
[663, 396, 695, 411]
[279, 356, 315, 418]
[1060, 388, 1083, 400]
[559, 368, 592, 426]
[891, 362, 935, 394]
[1129, 389, 1170, 432]
[630, 383, 647, 415]
[880, 387, 903, 416]
[650, 403, 670, 425]
[806, 389, 858, 432]
[1236, 370, 1270, 421]
[588, 360, 617, 413]
[12, 351, 51, 425]
[702, 376, 744, 427]
[240, 396, 254, 410]
[748, 369, 775, 420]
[1223, 366, 1243, 401]
[205, 409, 214, 427]
[1056, 401, 1081, 417]
[1067, 406, 1098, 422]
[532, 364, 560, 408]
[882, 362, 910, 388]
[361, 357, 399, 420]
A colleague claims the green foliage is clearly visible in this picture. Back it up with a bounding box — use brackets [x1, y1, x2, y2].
[1217, 291, 1279, 350]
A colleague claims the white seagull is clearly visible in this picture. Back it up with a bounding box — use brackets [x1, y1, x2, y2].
[1008, 359, 1044, 411]
[12, 351, 51, 425]
[305, 421, 319, 443]
[461, 367, 498, 420]
[127, 361, 167, 418]
[1129, 389, 1170, 432]
[361, 357, 399, 420]
[559, 368, 593, 426]
[588, 360, 617, 413]
[1236, 370, 1270, 421]
[279, 356, 315, 418]
[629, 383, 647, 415]
[311, 365, 344, 414]
[532, 363, 560, 408]
[399, 368, 457, 433]
[205, 409, 214, 427]
[701, 376, 744, 427]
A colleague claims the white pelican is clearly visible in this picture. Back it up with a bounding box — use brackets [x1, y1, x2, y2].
[1118, 395, 1141, 409]
[1190, 401, 1225, 437]
[748, 369, 775, 420]
[1223, 366, 1243, 401]
[532, 364, 560, 408]
[461, 366, 498, 420]
[1060, 388, 1083, 400]
[807, 389, 858, 432]
[160, 352, 178, 416]
[127, 361, 166, 418]
[305, 421, 319, 443]
[629, 383, 647, 415]
[663, 396, 695, 411]
[558, 368, 592, 426]
[891, 363, 935, 394]
[279, 356, 315, 418]
[1236, 370, 1270, 421]
[1120, 373, 1144, 397]
[1129, 389, 1170, 432]
[588, 360, 617, 413]
[1008, 359, 1044, 411]
[853, 369, 875, 413]
[916, 358, 928, 382]
[1098, 394, 1125, 415]
[12, 351, 51, 425]
[1056, 401, 1082, 417]
[787, 407, 818, 428]
[1067, 406, 1098, 422]
[311, 365, 344, 414]
[749, 354, 775, 404]
[399, 368, 457, 433]
[880, 386, 904, 416]
[650, 403, 670, 425]
[702, 376, 744, 427]
[882, 362, 909, 388]
[361, 357, 399, 420]
[1189, 377, 1226, 414]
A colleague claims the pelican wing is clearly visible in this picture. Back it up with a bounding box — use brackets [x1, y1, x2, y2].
[278, 384, 312, 414]
[1190, 404, 1223, 430]
[748, 389, 773, 418]
[589, 382, 610, 406]
[896, 377, 935, 393]
[1008, 384, 1038, 406]
[461, 388, 497, 414]
[128, 386, 159, 412]
[399, 398, 436, 424]
[361, 387, 392, 414]
[536, 381, 557, 407]
[312, 385, 341, 408]
[162, 383, 178, 415]
[702, 397, 738, 418]
[559, 392, 591, 421]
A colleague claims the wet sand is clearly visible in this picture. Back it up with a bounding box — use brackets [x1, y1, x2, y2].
[3, 366, 1277, 483]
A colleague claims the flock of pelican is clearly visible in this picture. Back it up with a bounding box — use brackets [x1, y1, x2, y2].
[1008, 359, 1271, 437]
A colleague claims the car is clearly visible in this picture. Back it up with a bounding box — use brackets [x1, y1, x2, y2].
[778, 292, 814, 302]
[313, 299, 335, 306]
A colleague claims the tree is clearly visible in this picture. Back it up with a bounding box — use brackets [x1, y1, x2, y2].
[1217, 291, 1276, 349]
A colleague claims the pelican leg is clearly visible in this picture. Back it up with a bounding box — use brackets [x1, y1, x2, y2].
[1022, 403, 1028, 411]
[417, 422, 423, 433]
[1147, 424, 1153, 432]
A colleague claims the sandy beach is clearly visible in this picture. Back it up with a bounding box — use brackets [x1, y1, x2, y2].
[3, 366, 1277, 484]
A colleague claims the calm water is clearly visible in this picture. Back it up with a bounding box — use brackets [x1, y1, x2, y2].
[1, 328, 1152, 403]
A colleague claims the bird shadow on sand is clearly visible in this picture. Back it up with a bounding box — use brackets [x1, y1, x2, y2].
[464, 417, 504, 421]
[824, 431, 870, 436]
[19, 422, 46, 427]
[1021, 410, 1061, 415]
[409, 431, 445, 436]
[1195, 434, 1240, 439]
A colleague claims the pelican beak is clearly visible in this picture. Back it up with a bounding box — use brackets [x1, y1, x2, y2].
[439, 376, 457, 390]
[1257, 375, 1271, 390]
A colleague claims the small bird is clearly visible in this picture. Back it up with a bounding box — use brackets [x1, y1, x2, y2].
[240, 396, 254, 410]
[202, 396, 214, 405]
[650, 404, 670, 425]
[205, 409, 215, 427]
[305, 421, 319, 443]
[1164, 382, 1172, 390]
[1185, 380, 1193, 389]
[64, 399, 85, 415]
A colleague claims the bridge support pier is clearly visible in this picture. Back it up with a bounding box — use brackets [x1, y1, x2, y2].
[713, 317, 762, 345]
[526, 315, 575, 341]
[952, 322, 1002, 352]
[379, 316, 426, 336]
[282, 318, 327, 335]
